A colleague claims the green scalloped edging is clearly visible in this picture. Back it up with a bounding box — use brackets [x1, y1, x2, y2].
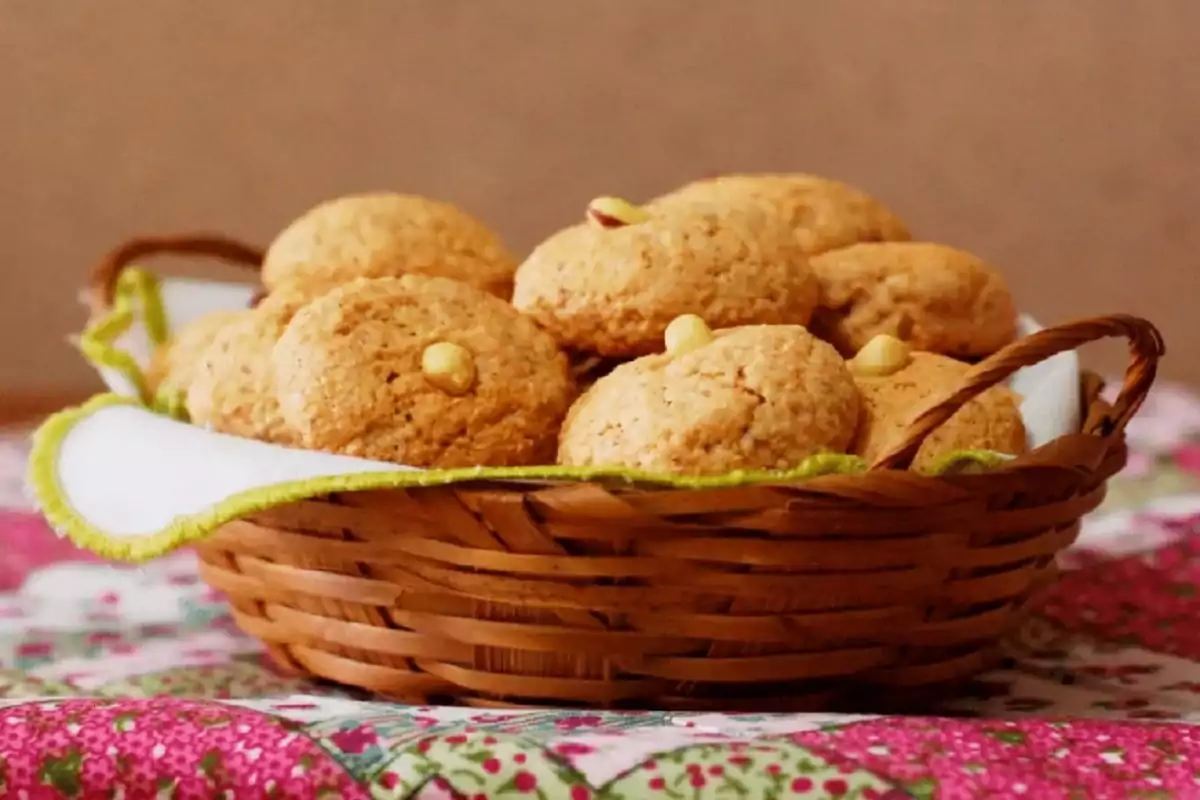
[76, 267, 169, 403]
[29, 394, 877, 563]
[46, 263, 1022, 564]
[74, 333, 149, 402]
[151, 385, 190, 422]
[925, 449, 1016, 475]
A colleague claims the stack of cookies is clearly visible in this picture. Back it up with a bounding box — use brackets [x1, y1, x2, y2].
[148, 175, 1027, 475]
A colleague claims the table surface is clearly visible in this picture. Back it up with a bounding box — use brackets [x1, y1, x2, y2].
[5, 387, 1200, 799]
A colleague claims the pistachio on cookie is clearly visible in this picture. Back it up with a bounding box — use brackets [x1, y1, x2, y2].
[557, 321, 861, 475]
[650, 173, 911, 255]
[586, 196, 651, 228]
[272, 275, 574, 468]
[262, 192, 518, 300]
[512, 198, 820, 358]
[851, 348, 1027, 471]
[810, 242, 1018, 358]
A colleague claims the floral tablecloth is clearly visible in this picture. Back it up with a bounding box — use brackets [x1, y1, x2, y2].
[6, 386, 1200, 798]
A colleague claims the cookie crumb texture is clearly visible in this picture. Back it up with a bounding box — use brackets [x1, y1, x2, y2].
[650, 173, 912, 254]
[558, 325, 860, 475]
[854, 351, 1028, 471]
[810, 242, 1018, 358]
[146, 310, 246, 395]
[261, 193, 518, 300]
[273, 275, 574, 468]
[512, 202, 819, 357]
[185, 285, 321, 446]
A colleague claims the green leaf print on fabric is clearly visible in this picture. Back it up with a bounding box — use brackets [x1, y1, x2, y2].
[198, 748, 244, 796]
[0, 669, 76, 699]
[366, 734, 896, 800]
[984, 729, 1029, 745]
[0, 698, 368, 797]
[8, 620, 218, 674]
[370, 732, 589, 800]
[38, 747, 84, 798]
[93, 660, 313, 700]
[603, 741, 895, 799]
[112, 711, 137, 733]
[903, 776, 937, 799]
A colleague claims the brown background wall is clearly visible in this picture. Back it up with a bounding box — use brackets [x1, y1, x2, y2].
[1, 0, 1196, 394]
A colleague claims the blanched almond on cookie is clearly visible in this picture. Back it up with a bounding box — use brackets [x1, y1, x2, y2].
[558, 324, 861, 476]
[664, 314, 714, 356]
[851, 351, 1027, 472]
[810, 242, 1018, 359]
[272, 275, 574, 468]
[512, 201, 820, 358]
[421, 341, 477, 395]
[848, 334, 911, 377]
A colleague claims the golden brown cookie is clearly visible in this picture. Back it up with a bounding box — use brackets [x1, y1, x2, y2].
[261, 193, 518, 300]
[650, 173, 911, 254]
[272, 275, 575, 467]
[809, 242, 1018, 358]
[512, 197, 820, 358]
[557, 318, 861, 475]
[848, 335, 1027, 471]
[145, 310, 245, 396]
[184, 285, 323, 445]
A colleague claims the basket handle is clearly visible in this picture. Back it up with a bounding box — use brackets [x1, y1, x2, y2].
[87, 233, 265, 315]
[869, 314, 1165, 470]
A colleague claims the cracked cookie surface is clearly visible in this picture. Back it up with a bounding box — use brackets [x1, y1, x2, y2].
[650, 173, 911, 255]
[272, 275, 574, 467]
[853, 351, 1028, 471]
[810, 242, 1018, 358]
[146, 310, 246, 397]
[512, 201, 819, 358]
[262, 193, 518, 300]
[557, 324, 860, 475]
[185, 285, 322, 445]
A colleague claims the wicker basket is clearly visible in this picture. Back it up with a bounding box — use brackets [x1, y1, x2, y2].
[92, 235, 1164, 712]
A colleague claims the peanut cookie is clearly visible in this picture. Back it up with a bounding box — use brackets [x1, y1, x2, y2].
[145, 310, 245, 396]
[185, 285, 323, 445]
[650, 173, 911, 254]
[558, 317, 861, 475]
[848, 335, 1027, 471]
[809, 242, 1018, 358]
[272, 275, 574, 467]
[262, 193, 518, 300]
[512, 196, 820, 358]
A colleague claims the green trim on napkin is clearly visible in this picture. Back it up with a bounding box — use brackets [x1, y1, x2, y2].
[76, 268, 169, 403]
[29, 394, 875, 562]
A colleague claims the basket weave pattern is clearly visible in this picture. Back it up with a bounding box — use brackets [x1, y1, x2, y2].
[95, 236, 1163, 710]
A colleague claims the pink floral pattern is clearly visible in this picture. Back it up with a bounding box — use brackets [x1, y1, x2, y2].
[793, 717, 1200, 798]
[0, 511, 100, 590]
[0, 698, 365, 798]
[0, 384, 1198, 795]
[1041, 524, 1200, 659]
